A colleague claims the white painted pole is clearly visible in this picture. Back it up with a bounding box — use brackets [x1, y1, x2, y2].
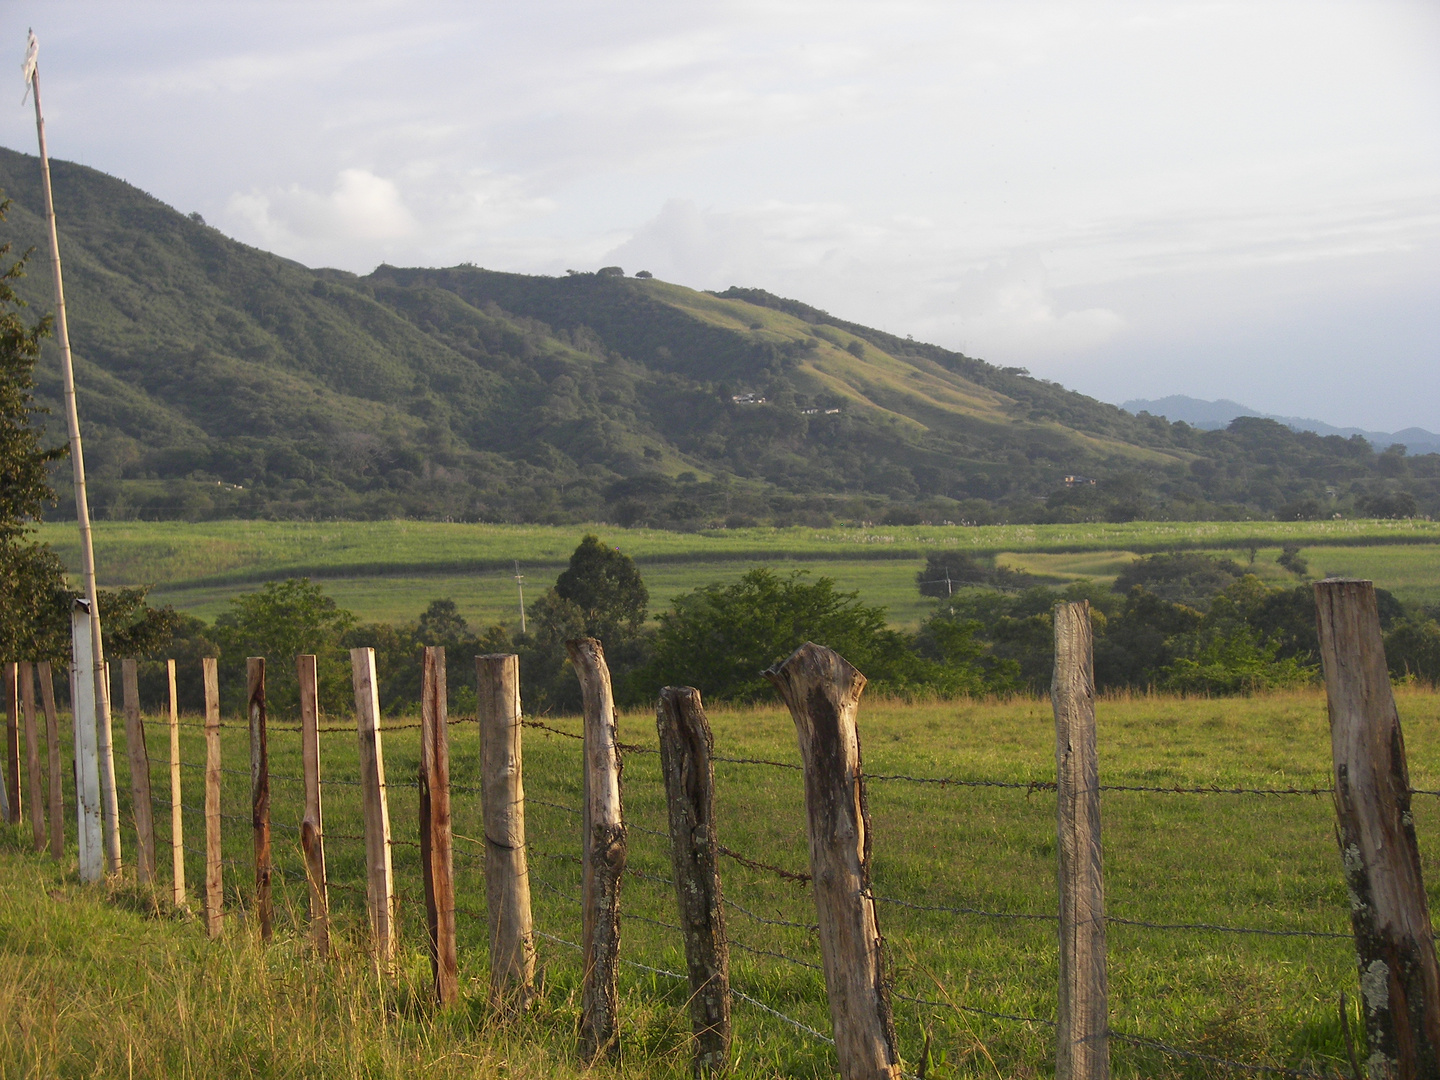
[71, 600, 103, 883]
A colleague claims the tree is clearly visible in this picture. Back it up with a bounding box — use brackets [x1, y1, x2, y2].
[554, 535, 649, 643]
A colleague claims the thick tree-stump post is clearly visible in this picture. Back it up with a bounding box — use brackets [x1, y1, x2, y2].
[656, 686, 731, 1075]
[121, 659, 157, 887]
[71, 601, 103, 883]
[1052, 602, 1110, 1080]
[39, 662, 62, 861]
[298, 655, 328, 956]
[165, 660, 185, 907]
[247, 658, 272, 942]
[477, 652, 535, 1008]
[1317, 579, 1440, 1080]
[764, 642, 900, 1080]
[98, 661, 122, 875]
[20, 663, 44, 851]
[567, 638, 627, 1062]
[4, 662, 19, 824]
[352, 647, 395, 968]
[420, 647, 459, 1004]
[203, 656, 223, 938]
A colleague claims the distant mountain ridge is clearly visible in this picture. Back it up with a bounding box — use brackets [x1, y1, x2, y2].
[1123, 396, 1440, 456]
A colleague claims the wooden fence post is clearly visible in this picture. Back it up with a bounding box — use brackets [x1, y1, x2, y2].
[4, 662, 19, 824]
[764, 642, 900, 1080]
[298, 655, 328, 956]
[247, 657, 272, 942]
[98, 660, 122, 875]
[20, 662, 44, 853]
[1052, 601, 1110, 1080]
[121, 659, 157, 888]
[1316, 578, 1440, 1079]
[71, 600, 103, 883]
[656, 685, 731, 1076]
[476, 652, 535, 1008]
[420, 646, 458, 1004]
[203, 656, 223, 938]
[39, 662, 62, 861]
[166, 660, 185, 907]
[352, 647, 395, 967]
[567, 637, 627, 1062]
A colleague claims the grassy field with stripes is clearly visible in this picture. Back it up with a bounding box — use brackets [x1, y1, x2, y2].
[6, 682, 1440, 1077]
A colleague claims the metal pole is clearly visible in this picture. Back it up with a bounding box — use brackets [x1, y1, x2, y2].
[514, 561, 526, 634]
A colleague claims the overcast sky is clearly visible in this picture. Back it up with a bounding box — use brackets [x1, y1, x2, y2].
[1, 1, 1437, 431]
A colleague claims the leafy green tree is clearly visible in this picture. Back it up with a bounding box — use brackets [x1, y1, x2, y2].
[1276, 544, 1308, 577]
[1385, 617, 1440, 684]
[554, 535, 649, 642]
[1112, 552, 1244, 609]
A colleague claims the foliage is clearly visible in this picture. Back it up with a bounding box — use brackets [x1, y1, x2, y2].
[1386, 617, 1440, 684]
[553, 535, 648, 641]
[1112, 552, 1245, 608]
[1277, 544, 1309, 576]
[916, 551, 1036, 597]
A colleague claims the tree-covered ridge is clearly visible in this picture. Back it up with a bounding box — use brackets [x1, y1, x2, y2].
[0, 144, 1434, 528]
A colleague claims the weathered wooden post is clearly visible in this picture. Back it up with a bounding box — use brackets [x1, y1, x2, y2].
[477, 652, 535, 1008]
[764, 641, 900, 1080]
[298, 655, 328, 955]
[203, 656, 223, 938]
[352, 647, 395, 968]
[1052, 601, 1110, 1080]
[39, 661, 62, 861]
[656, 686, 731, 1076]
[20, 662, 44, 852]
[71, 600, 103, 883]
[98, 661, 122, 875]
[165, 660, 185, 907]
[121, 659, 157, 887]
[247, 658, 272, 942]
[567, 638, 627, 1062]
[420, 646, 459, 1004]
[1316, 578, 1440, 1080]
[4, 662, 20, 824]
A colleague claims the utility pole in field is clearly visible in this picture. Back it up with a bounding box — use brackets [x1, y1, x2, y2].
[513, 561, 526, 634]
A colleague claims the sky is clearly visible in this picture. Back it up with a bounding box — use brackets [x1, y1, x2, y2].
[0, 1, 1436, 431]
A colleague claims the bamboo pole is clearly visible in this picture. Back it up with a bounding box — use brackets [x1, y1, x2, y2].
[20, 662, 44, 852]
[420, 647, 458, 1004]
[298, 655, 328, 955]
[166, 660, 184, 907]
[39, 662, 62, 860]
[352, 647, 395, 967]
[121, 659, 156, 887]
[70, 601, 102, 883]
[247, 658, 272, 942]
[203, 657, 223, 938]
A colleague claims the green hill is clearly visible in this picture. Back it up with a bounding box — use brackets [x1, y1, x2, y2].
[0, 145, 1434, 527]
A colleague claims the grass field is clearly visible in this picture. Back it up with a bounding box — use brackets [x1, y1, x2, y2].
[28, 517, 1440, 630]
[6, 683, 1440, 1077]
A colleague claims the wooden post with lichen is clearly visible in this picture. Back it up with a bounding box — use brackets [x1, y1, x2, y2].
[248, 658, 272, 942]
[20, 662, 44, 853]
[121, 659, 156, 887]
[656, 685, 730, 1075]
[39, 662, 62, 861]
[297, 655, 328, 955]
[764, 641, 900, 1080]
[1052, 601, 1109, 1080]
[203, 657, 223, 938]
[165, 660, 185, 906]
[1316, 578, 1440, 1080]
[352, 647, 395, 968]
[420, 646, 458, 1004]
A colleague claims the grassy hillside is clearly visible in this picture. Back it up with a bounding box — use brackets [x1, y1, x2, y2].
[1, 146, 1437, 527]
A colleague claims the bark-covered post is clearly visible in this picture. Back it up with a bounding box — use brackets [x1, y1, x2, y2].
[352, 647, 395, 968]
[4, 662, 20, 824]
[656, 686, 730, 1075]
[121, 659, 157, 887]
[165, 660, 185, 907]
[1317, 578, 1440, 1079]
[477, 652, 535, 1008]
[203, 656, 223, 938]
[764, 642, 900, 1080]
[247, 657, 272, 942]
[420, 646, 458, 1004]
[39, 661, 62, 861]
[1052, 602, 1110, 1080]
[298, 655, 328, 956]
[20, 662, 44, 853]
[567, 638, 627, 1062]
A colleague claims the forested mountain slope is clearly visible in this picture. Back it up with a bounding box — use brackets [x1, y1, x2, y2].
[0, 145, 1433, 526]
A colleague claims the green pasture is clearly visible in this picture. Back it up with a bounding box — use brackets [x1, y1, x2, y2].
[6, 684, 1440, 1077]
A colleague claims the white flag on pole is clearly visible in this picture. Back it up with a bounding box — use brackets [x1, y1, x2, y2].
[21, 29, 37, 105]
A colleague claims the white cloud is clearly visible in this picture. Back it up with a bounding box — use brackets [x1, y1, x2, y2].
[228, 168, 416, 249]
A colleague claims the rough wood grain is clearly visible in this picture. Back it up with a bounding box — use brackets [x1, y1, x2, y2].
[477, 652, 535, 1008]
[297, 654, 328, 956]
[420, 647, 459, 1004]
[203, 656, 223, 938]
[4, 662, 19, 824]
[165, 660, 185, 907]
[98, 661, 121, 874]
[70, 602, 103, 883]
[352, 647, 395, 968]
[247, 657, 272, 942]
[20, 662, 43, 852]
[39, 662, 62, 861]
[657, 685, 731, 1076]
[764, 641, 900, 1080]
[568, 637, 627, 1062]
[1317, 578, 1440, 1080]
[121, 659, 156, 887]
[1052, 601, 1110, 1080]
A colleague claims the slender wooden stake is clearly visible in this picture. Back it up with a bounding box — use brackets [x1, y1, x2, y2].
[420, 647, 458, 1004]
[352, 647, 395, 968]
[4, 662, 20, 824]
[203, 657, 223, 938]
[1052, 601, 1110, 1080]
[567, 637, 627, 1063]
[477, 652, 535, 1008]
[20, 662, 44, 852]
[764, 641, 900, 1080]
[166, 660, 185, 907]
[121, 659, 156, 887]
[71, 600, 103, 883]
[247, 658, 272, 942]
[297, 655, 328, 956]
[1317, 579, 1440, 1079]
[656, 686, 731, 1076]
[98, 660, 122, 874]
[39, 662, 62, 861]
